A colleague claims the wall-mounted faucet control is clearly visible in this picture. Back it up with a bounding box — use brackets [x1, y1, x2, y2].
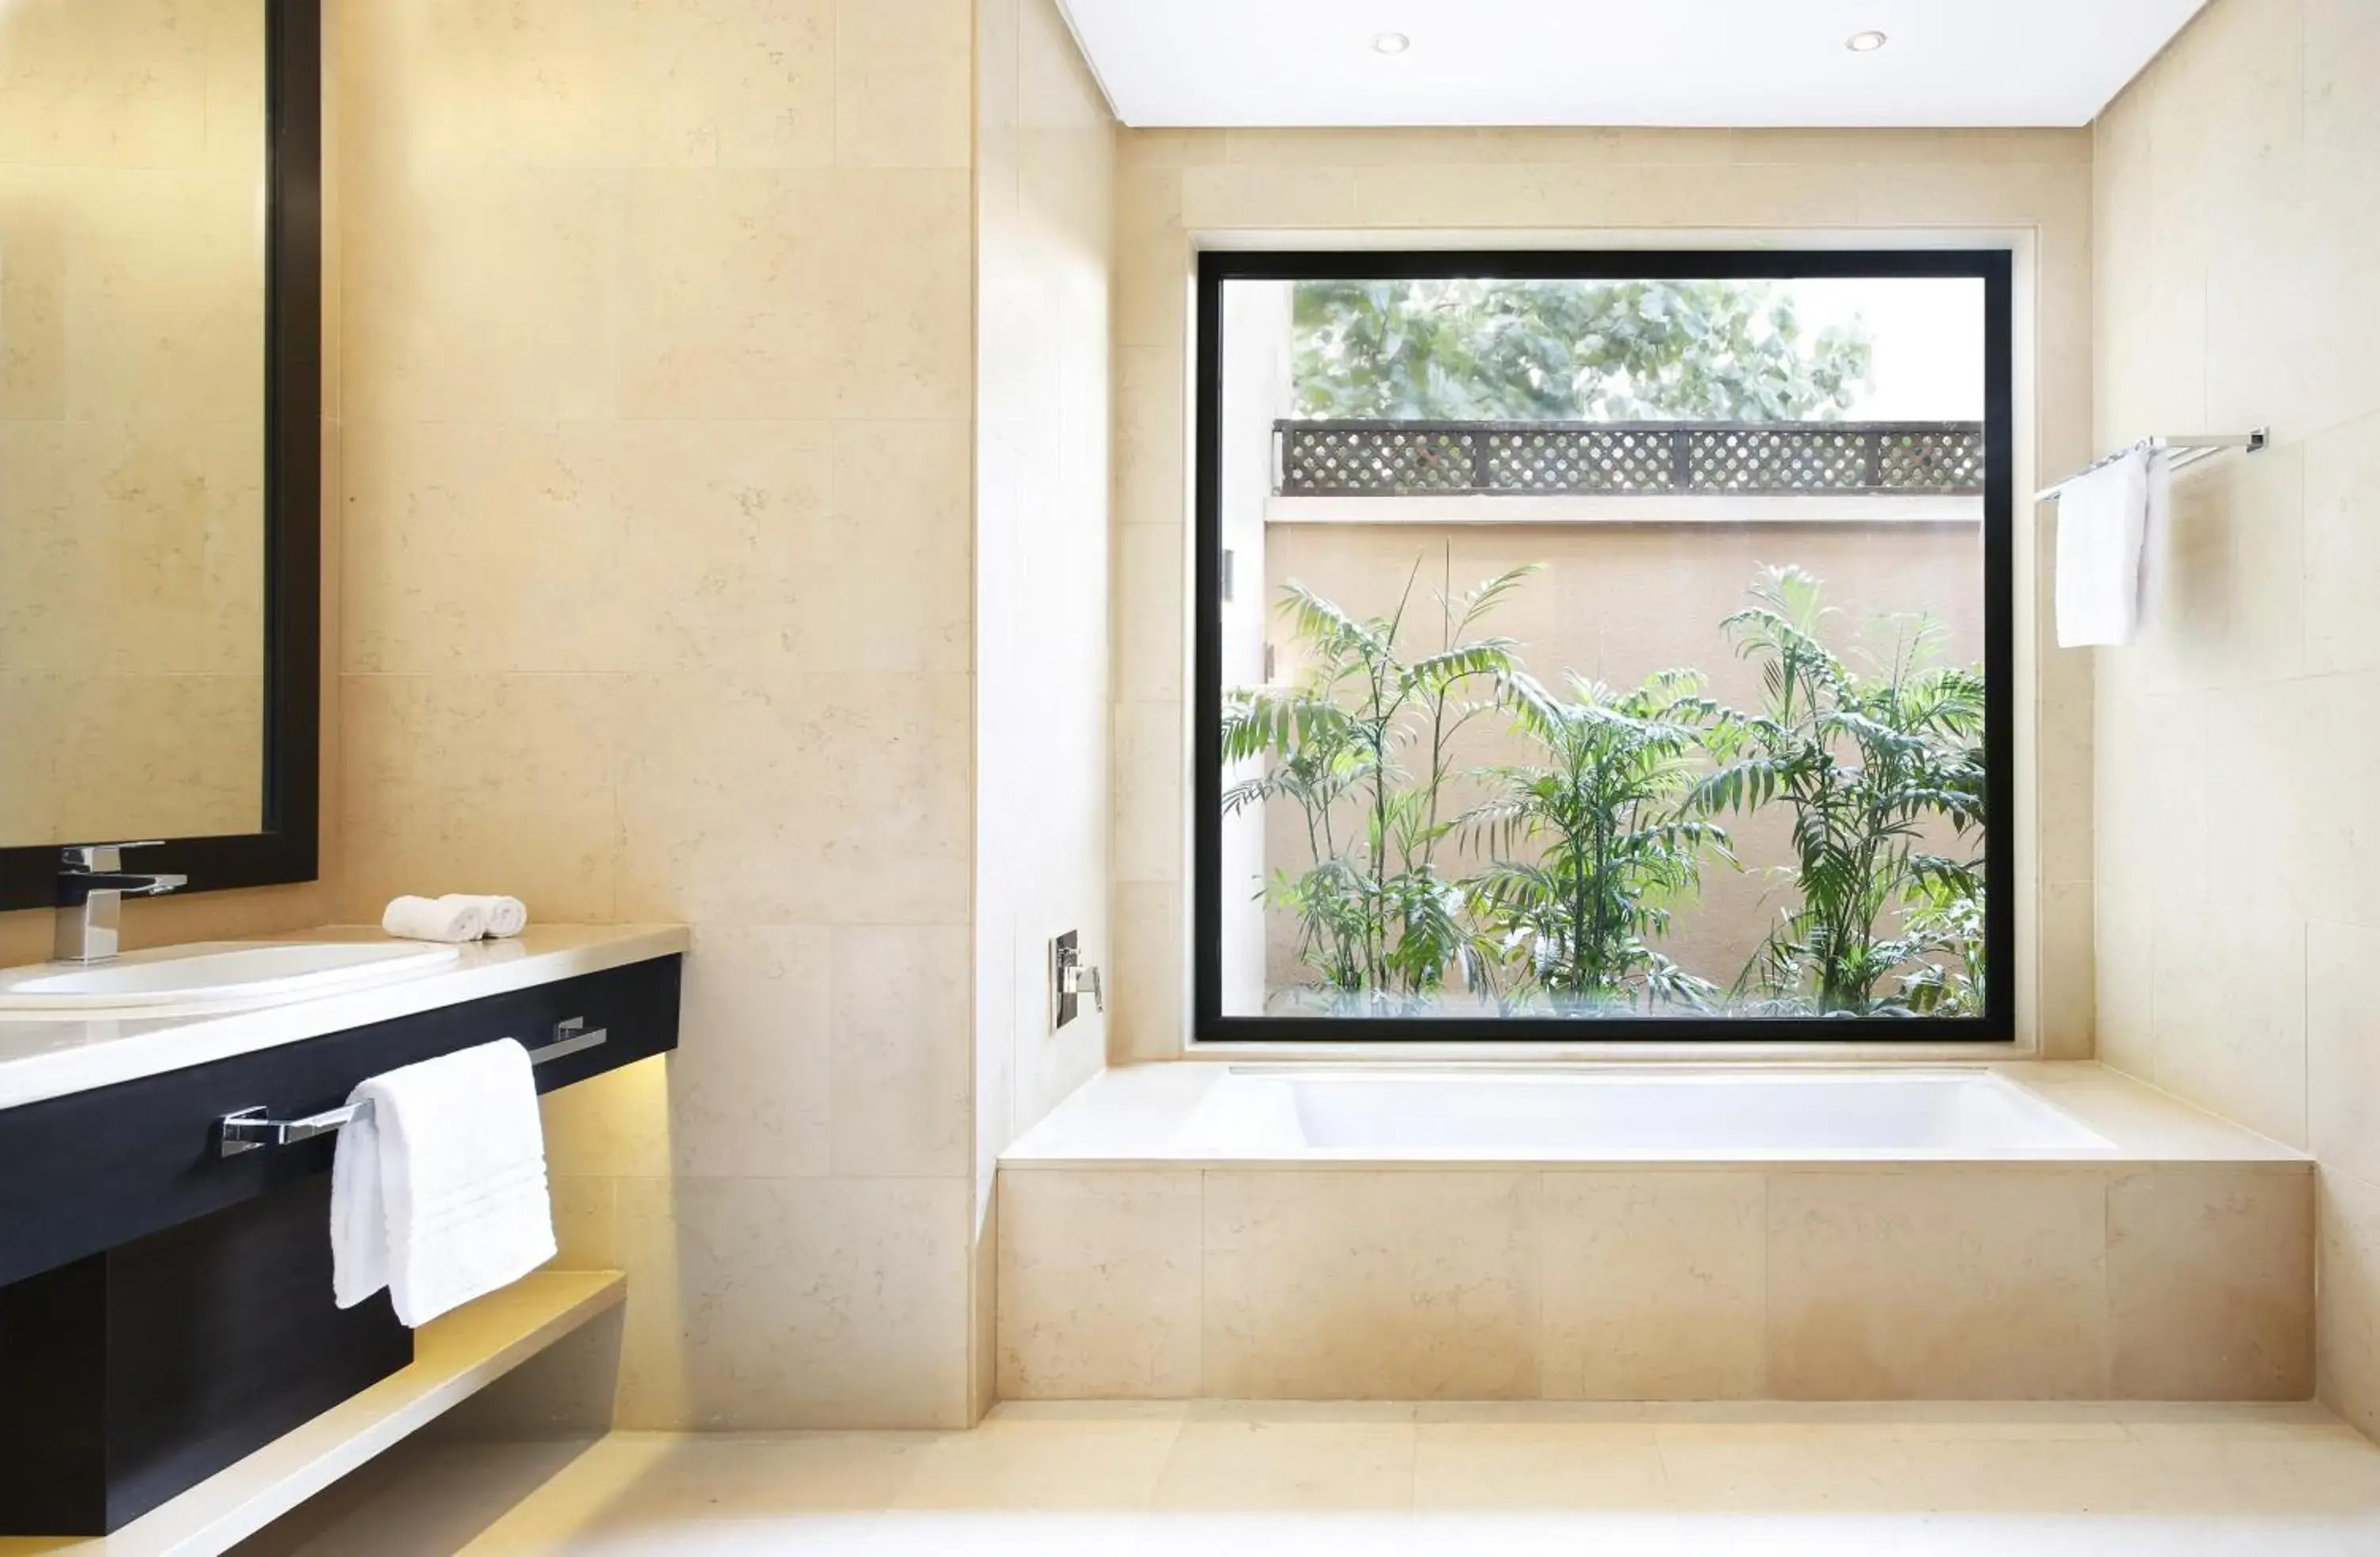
[1051, 932, 1102, 1030]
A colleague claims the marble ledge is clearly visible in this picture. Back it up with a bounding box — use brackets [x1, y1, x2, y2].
[0, 925, 688, 1113]
[1000, 1059, 2309, 1172]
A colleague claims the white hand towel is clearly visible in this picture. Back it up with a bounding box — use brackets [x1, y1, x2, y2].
[440, 893, 528, 939]
[2055, 448, 2171, 647]
[330, 1038, 556, 1327]
[382, 894, 487, 944]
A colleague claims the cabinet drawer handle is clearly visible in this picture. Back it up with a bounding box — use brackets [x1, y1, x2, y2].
[530, 1017, 606, 1065]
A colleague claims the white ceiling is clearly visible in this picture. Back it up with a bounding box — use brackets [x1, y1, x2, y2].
[1060, 0, 2210, 129]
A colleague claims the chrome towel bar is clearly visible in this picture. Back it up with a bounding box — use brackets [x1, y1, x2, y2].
[2034, 429, 2267, 503]
[214, 1019, 609, 1157]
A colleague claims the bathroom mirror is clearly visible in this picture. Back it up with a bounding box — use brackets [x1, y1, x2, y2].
[0, 0, 320, 910]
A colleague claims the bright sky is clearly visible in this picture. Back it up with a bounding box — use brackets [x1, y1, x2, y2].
[1784, 277, 1987, 420]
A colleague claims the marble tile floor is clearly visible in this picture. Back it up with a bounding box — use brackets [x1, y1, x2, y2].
[236, 1400, 2380, 1556]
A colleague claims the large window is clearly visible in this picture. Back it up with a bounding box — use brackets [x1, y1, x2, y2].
[1195, 251, 2013, 1041]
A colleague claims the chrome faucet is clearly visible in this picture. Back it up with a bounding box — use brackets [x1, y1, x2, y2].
[56, 843, 188, 966]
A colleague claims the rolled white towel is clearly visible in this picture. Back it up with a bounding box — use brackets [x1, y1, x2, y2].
[382, 894, 487, 944]
[440, 894, 528, 939]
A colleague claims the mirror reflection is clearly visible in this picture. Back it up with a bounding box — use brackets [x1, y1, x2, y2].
[0, 0, 269, 848]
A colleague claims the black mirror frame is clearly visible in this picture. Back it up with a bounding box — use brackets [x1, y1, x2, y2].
[0, 0, 321, 913]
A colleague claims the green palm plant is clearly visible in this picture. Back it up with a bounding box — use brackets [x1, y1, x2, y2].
[1694, 566, 1987, 1017]
[1220, 553, 1536, 1013]
[1461, 668, 1731, 1013]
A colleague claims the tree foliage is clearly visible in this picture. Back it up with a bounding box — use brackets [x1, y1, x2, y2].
[1292, 279, 1875, 422]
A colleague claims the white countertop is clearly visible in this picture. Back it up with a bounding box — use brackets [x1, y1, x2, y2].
[0, 925, 688, 1113]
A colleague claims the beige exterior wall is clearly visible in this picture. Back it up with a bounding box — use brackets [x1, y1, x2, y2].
[332, 0, 978, 1429]
[1111, 127, 2097, 1058]
[2089, 0, 2380, 1433]
[1257, 516, 1984, 998]
[972, 0, 1117, 1417]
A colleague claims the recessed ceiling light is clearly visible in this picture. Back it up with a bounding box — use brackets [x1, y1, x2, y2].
[1845, 29, 1888, 52]
[1372, 31, 1411, 55]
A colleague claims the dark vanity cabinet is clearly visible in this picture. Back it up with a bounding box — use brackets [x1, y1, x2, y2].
[0, 953, 680, 1536]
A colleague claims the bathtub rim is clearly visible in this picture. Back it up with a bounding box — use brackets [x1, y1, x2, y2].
[1000, 1059, 2311, 1173]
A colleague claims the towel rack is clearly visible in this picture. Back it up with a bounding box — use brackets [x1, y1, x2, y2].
[2035, 429, 2268, 503]
[214, 1019, 609, 1156]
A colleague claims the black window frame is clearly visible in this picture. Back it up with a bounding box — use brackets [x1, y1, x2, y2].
[1192, 247, 2016, 1044]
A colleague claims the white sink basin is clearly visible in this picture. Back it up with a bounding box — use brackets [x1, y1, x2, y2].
[0, 941, 463, 1014]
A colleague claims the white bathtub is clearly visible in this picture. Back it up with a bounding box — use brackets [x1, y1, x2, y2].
[1170, 1066, 2117, 1160]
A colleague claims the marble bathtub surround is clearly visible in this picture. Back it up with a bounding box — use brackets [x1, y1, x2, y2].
[998, 1160, 2313, 1404]
[996, 1062, 2313, 1402]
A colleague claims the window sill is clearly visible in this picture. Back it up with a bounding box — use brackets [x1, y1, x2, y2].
[1179, 1038, 2035, 1065]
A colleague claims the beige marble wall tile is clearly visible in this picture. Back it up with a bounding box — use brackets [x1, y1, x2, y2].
[610, 671, 970, 926]
[1179, 166, 1358, 231]
[653, 0, 838, 170]
[340, 420, 624, 676]
[1540, 1171, 1767, 1401]
[2300, 0, 2380, 437]
[338, 673, 621, 922]
[812, 420, 973, 675]
[603, 419, 837, 674]
[1115, 522, 1186, 705]
[616, 169, 971, 422]
[834, 0, 971, 171]
[2303, 411, 2380, 677]
[1114, 346, 1188, 530]
[1111, 878, 1186, 1061]
[1766, 1171, 2110, 1399]
[1203, 1171, 1541, 1399]
[1112, 700, 1185, 883]
[342, 167, 619, 423]
[0, 0, 213, 168]
[2107, 1167, 2314, 1399]
[614, 1174, 971, 1429]
[547, 1175, 620, 1270]
[996, 1170, 1203, 1398]
[541, 1055, 671, 1181]
[2310, 920, 2380, 1188]
[2319, 1166, 2380, 1439]
[662, 925, 834, 1180]
[2150, 909, 2308, 1150]
[830, 923, 972, 1178]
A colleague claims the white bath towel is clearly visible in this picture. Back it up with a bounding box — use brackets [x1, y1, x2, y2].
[440, 894, 528, 939]
[330, 1039, 556, 1327]
[2055, 448, 2171, 647]
[382, 894, 487, 944]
